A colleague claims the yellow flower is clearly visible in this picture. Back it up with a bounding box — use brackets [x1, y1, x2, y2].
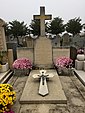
[0, 84, 16, 112]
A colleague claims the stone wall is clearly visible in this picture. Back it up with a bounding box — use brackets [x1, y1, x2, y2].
[17, 47, 70, 67]
[53, 48, 70, 60]
[17, 47, 34, 64]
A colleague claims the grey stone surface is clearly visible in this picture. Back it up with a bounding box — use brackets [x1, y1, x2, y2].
[0, 18, 7, 51]
[75, 60, 84, 70]
[74, 69, 85, 86]
[20, 70, 67, 104]
[8, 69, 85, 113]
[84, 61, 85, 71]
[72, 34, 85, 47]
[34, 36, 53, 68]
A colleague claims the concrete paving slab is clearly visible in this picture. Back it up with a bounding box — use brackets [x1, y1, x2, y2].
[74, 69, 85, 86]
[20, 70, 67, 104]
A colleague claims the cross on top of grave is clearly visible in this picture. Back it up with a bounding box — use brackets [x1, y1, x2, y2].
[32, 70, 54, 96]
[33, 6, 52, 37]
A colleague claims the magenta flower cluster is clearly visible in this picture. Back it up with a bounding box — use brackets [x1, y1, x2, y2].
[77, 48, 84, 54]
[4, 110, 14, 113]
[12, 58, 32, 69]
[54, 57, 73, 68]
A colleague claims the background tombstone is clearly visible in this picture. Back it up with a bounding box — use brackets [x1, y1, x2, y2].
[62, 33, 71, 47]
[51, 34, 61, 47]
[0, 18, 7, 51]
[72, 34, 85, 47]
[70, 46, 77, 67]
[25, 36, 34, 48]
[6, 41, 17, 60]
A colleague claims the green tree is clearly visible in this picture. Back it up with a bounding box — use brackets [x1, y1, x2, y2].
[48, 17, 65, 35]
[8, 20, 28, 45]
[29, 19, 40, 36]
[66, 17, 82, 36]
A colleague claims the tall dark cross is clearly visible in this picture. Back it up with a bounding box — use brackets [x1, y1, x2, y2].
[33, 6, 52, 37]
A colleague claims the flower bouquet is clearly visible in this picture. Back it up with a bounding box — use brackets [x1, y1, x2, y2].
[54, 57, 73, 75]
[0, 84, 16, 113]
[77, 48, 84, 54]
[12, 58, 32, 75]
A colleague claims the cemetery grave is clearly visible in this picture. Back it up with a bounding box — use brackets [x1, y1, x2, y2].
[0, 6, 85, 113]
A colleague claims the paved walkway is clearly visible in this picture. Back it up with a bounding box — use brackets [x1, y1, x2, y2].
[8, 70, 85, 113]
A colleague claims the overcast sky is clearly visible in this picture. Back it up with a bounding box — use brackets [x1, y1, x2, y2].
[0, 0, 85, 25]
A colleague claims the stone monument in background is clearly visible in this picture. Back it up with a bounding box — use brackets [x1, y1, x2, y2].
[33, 6, 53, 68]
[0, 18, 7, 51]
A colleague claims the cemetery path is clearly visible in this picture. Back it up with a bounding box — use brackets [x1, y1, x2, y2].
[8, 72, 85, 113]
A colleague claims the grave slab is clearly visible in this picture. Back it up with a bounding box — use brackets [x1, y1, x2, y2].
[20, 70, 67, 104]
[74, 69, 85, 86]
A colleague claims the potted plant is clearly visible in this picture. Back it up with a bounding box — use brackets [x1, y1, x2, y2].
[12, 58, 32, 75]
[54, 57, 73, 75]
[0, 51, 9, 73]
[77, 48, 85, 61]
[0, 84, 16, 113]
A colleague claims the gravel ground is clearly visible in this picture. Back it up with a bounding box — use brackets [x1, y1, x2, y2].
[8, 71, 85, 113]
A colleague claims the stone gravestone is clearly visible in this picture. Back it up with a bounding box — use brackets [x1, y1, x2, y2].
[25, 36, 34, 48]
[0, 18, 7, 51]
[20, 70, 67, 104]
[62, 33, 71, 47]
[20, 6, 67, 104]
[34, 6, 53, 68]
[7, 41, 17, 60]
[72, 34, 85, 47]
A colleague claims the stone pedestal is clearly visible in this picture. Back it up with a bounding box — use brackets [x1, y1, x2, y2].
[8, 49, 14, 70]
[75, 60, 84, 70]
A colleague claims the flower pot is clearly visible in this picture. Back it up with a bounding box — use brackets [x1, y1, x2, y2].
[14, 68, 30, 76]
[0, 63, 9, 73]
[57, 67, 73, 76]
[77, 54, 85, 61]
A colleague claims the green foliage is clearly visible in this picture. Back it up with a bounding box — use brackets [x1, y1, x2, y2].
[29, 19, 40, 36]
[5, 20, 29, 45]
[48, 17, 65, 35]
[66, 17, 82, 36]
[9, 20, 28, 37]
